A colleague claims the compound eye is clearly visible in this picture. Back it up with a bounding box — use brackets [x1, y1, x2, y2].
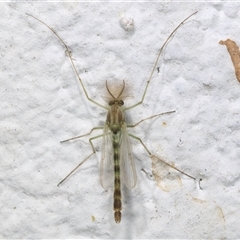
[119, 100, 124, 106]
[109, 100, 114, 106]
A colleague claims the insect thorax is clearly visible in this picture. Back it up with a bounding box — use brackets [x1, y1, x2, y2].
[107, 101, 125, 134]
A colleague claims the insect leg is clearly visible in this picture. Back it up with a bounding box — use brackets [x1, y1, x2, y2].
[58, 134, 103, 186]
[26, 13, 108, 110]
[124, 11, 197, 111]
[127, 110, 175, 128]
[128, 134, 196, 180]
[60, 127, 103, 143]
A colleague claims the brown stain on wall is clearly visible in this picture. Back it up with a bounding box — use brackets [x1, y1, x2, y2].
[220, 39, 240, 82]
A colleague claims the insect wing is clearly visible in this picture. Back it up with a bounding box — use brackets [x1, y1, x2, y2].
[100, 123, 114, 190]
[120, 123, 137, 189]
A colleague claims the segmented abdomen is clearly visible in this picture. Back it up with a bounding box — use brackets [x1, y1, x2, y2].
[113, 134, 122, 223]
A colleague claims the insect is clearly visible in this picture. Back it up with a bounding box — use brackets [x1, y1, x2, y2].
[26, 12, 197, 223]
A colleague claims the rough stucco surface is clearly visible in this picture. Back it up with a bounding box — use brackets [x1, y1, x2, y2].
[1, 2, 240, 238]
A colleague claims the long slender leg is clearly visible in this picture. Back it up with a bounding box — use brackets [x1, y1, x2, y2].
[124, 11, 197, 111]
[128, 134, 196, 180]
[26, 13, 108, 110]
[127, 110, 175, 128]
[60, 127, 103, 143]
[58, 134, 103, 186]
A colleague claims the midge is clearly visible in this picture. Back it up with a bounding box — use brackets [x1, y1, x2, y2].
[26, 12, 197, 223]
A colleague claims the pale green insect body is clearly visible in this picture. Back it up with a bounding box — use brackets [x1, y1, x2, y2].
[100, 82, 136, 223]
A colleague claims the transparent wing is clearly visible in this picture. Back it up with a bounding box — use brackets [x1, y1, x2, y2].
[100, 123, 114, 190]
[120, 123, 137, 189]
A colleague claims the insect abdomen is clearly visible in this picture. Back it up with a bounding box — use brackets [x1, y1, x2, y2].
[113, 134, 122, 223]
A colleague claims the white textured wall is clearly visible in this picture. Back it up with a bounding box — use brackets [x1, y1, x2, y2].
[1, 2, 240, 238]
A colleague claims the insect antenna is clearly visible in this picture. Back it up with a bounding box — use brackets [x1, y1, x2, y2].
[116, 80, 125, 99]
[106, 80, 116, 99]
[106, 80, 126, 100]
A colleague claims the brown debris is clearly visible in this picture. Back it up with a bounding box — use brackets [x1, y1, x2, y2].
[220, 39, 240, 82]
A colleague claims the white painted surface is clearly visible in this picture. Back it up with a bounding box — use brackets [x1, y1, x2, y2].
[1, 2, 240, 238]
